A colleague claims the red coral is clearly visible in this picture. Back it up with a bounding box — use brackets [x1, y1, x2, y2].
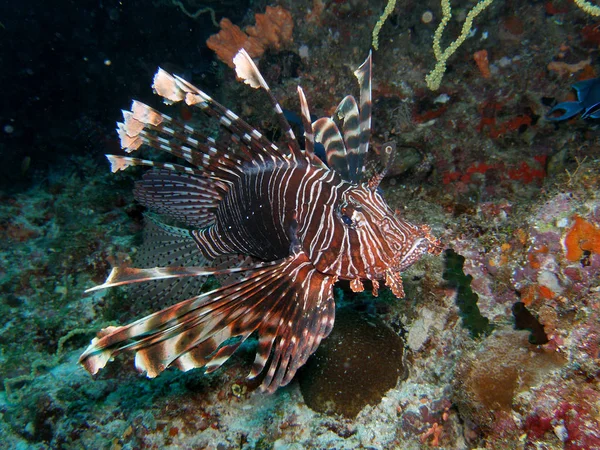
[581, 23, 600, 47]
[525, 413, 553, 439]
[476, 99, 535, 138]
[473, 49, 491, 79]
[556, 401, 600, 450]
[545, 1, 569, 15]
[507, 159, 546, 184]
[441, 157, 545, 186]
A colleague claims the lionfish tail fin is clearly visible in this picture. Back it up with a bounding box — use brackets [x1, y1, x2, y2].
[79, 251, 336, 393]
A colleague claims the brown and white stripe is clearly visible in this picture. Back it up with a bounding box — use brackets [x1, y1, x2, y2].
[79, 49, 440, 393]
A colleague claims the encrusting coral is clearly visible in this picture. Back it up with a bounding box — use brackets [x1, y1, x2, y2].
[454, 330, 565, 438]
[563, 215, 600, 262]
[207, 6, 293, 67]
[297, 308, 406, 418]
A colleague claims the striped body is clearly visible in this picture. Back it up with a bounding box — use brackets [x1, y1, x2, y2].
[79, 50, 441, 392]
[195, 157, 430, 281]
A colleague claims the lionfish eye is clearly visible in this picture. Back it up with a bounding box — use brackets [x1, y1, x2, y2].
[341, 214, 353, 226]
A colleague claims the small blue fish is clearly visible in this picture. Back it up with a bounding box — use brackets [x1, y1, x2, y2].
[547, 77, 600, 121]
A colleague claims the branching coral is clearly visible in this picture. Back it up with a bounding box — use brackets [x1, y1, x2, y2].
[574, 0, 600, 16]
[425, 0, 494, 91]
[372, 0, 397, 50]
[207, 6, 293, 68]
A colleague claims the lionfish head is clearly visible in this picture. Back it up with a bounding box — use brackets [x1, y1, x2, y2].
[335, 179, 441, 282]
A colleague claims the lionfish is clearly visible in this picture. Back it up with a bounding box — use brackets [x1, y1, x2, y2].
[79, 49, 441, 393]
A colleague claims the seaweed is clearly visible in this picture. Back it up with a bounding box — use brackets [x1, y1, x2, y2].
[443, 249, 493, 338]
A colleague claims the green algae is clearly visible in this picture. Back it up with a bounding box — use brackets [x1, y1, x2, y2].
[443, 249, 493, 339]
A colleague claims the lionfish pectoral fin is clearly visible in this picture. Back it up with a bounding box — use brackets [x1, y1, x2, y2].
[79, 251, 337, 393]
[84, 260, 278, 293]
[135, 170, 222, 229]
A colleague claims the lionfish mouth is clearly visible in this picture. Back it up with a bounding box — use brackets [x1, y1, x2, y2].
[392, 225, 443, 271]
[392, 238, 430, 271]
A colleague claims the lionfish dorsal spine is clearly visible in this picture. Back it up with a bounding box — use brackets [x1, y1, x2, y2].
[107, 155, 203, 176]
[354, 50, 372, 173]
[333, 95, 361, 179]
[232, 49, 304, 160]
[152, 68, 283, 160]
[312, 116, 350, 180]
[308, 52, 373, 184]
[116, 108, 240, 185]
[296, 86, 315, 154]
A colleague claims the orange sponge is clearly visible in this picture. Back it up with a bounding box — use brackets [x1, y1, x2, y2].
[207, 6, 293, 68]
[563, 215, 600, 262]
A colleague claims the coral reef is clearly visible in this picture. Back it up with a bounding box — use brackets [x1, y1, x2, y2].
[207, 6, 294, 67]
[297, 308, 406, 418]
[564, 214, 600, 262]
[454, 329, 565, 439]
[3, 0, 600, 448]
